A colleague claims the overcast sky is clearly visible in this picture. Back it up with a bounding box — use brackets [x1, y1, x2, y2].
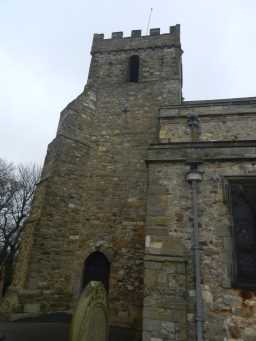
[1, 0, 256, 165]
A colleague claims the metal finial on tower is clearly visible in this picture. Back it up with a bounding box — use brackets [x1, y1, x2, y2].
[146, 8, 153, 35]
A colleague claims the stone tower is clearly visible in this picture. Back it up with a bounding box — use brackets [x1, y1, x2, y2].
[8, 26, 182, 339]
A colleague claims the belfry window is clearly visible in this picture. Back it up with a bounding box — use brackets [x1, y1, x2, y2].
[228, 178, 256, 289]
[129, 55, 140, 82]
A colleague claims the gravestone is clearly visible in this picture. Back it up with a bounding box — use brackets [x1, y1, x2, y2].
[70, 282, 108, 341]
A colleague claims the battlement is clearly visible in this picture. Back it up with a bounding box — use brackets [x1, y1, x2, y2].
[93, 25, 180, 40]
[91, 25, 181, 54]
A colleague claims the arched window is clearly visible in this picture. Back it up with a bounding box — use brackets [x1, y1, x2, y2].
[129, 55, 140, 82]
[82, 251, 110, 292]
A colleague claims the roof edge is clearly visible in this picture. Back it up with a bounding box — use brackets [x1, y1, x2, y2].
[161, 96, 256, 109]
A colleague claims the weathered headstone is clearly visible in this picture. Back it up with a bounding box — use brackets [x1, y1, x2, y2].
[70, 282, 108, 341]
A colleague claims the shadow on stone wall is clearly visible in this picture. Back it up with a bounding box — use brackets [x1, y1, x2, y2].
[109, 326, 141, 341]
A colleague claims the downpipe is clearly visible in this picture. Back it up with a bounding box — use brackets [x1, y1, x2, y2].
[186, 164, 204, 341]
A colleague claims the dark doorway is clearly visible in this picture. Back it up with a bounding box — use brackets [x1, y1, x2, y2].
[82, 251, 110, 292]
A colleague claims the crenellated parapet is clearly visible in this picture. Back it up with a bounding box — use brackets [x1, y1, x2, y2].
[91, 25, 181, 53]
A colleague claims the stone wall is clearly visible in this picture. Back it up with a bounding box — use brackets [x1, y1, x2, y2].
[144, 99, 256, 341]
[159, 98, 256, 143]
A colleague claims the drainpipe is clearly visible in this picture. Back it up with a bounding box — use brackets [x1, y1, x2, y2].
[186, 163, 204, 341]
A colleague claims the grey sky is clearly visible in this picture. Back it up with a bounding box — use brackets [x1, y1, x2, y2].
[1, 0, 256, 165]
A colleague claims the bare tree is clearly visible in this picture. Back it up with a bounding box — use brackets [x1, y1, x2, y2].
[0, 158, 40, 294]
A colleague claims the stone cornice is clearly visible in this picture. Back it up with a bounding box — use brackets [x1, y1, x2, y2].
[91, 44, 182, 55]
[160, 111, 256, 120]
[147, 141, 256, 162]
[161, 97, 256, 110]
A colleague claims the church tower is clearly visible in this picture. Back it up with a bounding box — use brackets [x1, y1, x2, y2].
[8, 26, 182, 339]
[4, 23, 256, 341]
